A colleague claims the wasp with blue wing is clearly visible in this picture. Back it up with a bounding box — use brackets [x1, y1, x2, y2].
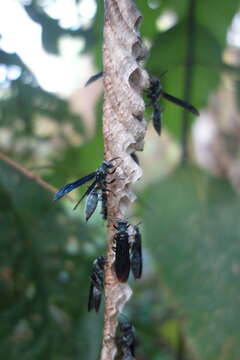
[130, 224, 143, 280]
[147, 75, 199, 135]
[85, 71, 199, 136]
[112, 219, 143, 283]
[53, 159, 118, 222]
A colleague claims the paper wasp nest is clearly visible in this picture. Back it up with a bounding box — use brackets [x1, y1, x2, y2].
[101, 0, 149, 359]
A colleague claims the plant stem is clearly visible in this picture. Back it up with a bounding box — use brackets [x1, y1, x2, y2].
[0, 151, 63, 197]
[100, 0, 149, 358]
[181, 0, 196, 165]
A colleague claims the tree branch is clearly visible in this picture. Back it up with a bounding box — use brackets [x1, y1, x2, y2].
[0, 152, 74, 201]
[101, 0, 149, 359]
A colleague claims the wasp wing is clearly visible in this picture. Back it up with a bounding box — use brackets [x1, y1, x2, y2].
[115, 253, 130, 283]
[88, 283, 102, 312]
[85, 72, 104, 87]
[73, 180, 97, 211]
[152, 107, 162, 135]
[122, 349, 134, 360]
[115, 238, 131, 283]
[93, 286, 102, 312]
[53, 172, 96, 201]
[85, 187, 100, 222]
[162, 92, 199, 116]
[88, 283, 95, 312]
[131, 228, 143, 279]
[130, 153, 139, 165]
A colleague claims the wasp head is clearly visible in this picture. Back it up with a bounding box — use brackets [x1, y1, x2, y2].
[97, 256, 106, 267]
[150, 76, 161, 91]
[119, 321, 132, 332]
[115, 220, 130, 232]
[97, 161, 114, 176]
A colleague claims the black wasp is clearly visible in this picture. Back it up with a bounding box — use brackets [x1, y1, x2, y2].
[147, 75, 199, 135]
[113, 220, 131, 283]
[53, 159, 118, 221]
[85, 72, 199, 136]
[131, 225, 142, 279]
[88, 256, 106, 312]
[116, 321, 137, 360]
[113, 220, 143, 282]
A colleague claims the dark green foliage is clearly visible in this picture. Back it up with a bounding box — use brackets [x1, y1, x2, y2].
[0, 160, 105, 360]
[24, 3, 95, 54]
[144, 168, 240, 360]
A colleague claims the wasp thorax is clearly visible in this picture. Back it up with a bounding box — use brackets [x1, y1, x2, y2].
[102, 160, 114, 169]
[116, 220, 130, 232]
[119, 321, 132, 332]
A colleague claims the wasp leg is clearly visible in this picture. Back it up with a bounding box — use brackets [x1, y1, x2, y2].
[106, 179, 116, 184]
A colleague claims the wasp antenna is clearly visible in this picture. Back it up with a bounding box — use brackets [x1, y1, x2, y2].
[85, 71, 103, 87]
[108, 156, 120, 162]
[126, 215, 138, 220]
[160, 70, 168, 78]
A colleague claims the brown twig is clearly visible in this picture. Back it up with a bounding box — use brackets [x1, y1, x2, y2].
[0, 151, 74, 201]
[100, 0, 149, 359]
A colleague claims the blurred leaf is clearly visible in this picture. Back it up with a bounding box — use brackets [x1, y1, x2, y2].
[0, 51, 84, 144]
[148, 21, 222, 70]
[49, 97, 104, 187]
[195, 0, 240, 47]
[156, 0, 238, 47]
[0, 159, 103, 359]
[136, 0, 162, 40]
[24, 3, 95, 54]
[0, 50, 24, 67]
[145, 167, 240, 360]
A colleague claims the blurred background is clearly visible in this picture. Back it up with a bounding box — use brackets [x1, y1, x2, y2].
[1, 0, 240, 359]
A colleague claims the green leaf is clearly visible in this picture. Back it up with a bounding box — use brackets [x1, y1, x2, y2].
[136, 0, 162, 39]
[148, 21, 222, 70]
[144, 167, 240, 360]
[196, 0, 240, 47]
[0, 159, 103, 359]
[24, 4, 95, 54]
[159, 0, 239, 47]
